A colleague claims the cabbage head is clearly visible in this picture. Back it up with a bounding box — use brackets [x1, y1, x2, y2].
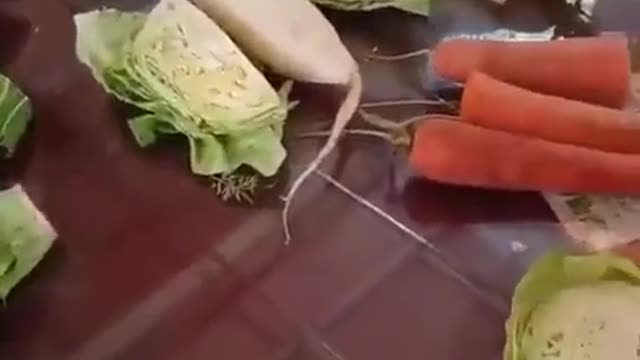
[506, 251, 640, 360]
[74, 0, 290, 177]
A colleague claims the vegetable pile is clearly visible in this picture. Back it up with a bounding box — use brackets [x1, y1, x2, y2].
[72, 3, 640, 357]
[65, 0, 639, 241]
[506, 252, 640, 360]
[69, 0, 638, 240]
[5, 1, 640, 358]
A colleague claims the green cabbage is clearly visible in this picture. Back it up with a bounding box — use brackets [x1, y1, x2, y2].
[505, 252, 640, 360]
[311, 0, 430, 16]
[0, 73, 31, 157]
[0, 185, 56, 300]
[74, 0, 290, 177]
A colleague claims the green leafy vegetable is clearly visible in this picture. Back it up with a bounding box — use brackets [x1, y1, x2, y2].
[311, 0, 430, 16]
[505, 251, 640, 360]
[74, 0, 290, 180]
[0, 185, 56, 300]
[0, 74, 31, 157]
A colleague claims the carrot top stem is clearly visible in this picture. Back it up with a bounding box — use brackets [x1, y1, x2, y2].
[358, 109, 404, 130]
[297, 129, 393, 141]
[366, 48, 430, 61]
[358, 110, 458, 130]
[360, 99, 448, 108]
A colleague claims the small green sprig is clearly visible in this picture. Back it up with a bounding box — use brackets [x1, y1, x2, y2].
[210, 173, 260, 203]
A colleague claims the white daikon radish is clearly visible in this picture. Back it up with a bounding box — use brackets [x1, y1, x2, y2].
[192, 0, 362, 244]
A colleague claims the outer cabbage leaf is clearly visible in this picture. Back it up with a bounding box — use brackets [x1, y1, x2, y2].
[225, 126, 286, 177]
[505, 252, 640, 360]
[0, 185, 56, 300]
[312, 0, 430, 16]
[74, 0, 289, 177]
[74, 9, 146, 88]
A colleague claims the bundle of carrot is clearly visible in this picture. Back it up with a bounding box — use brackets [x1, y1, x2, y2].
[406, 33, 640, 195]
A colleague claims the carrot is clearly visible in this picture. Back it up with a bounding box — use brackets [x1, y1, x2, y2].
[409, 119, 640, 194]
[616, 240, 640, 264]
[460, 72, 640, 154]
[432, 35, 631, 108]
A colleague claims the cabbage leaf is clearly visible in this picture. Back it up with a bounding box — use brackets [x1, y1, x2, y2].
[505, 252, 640, 360]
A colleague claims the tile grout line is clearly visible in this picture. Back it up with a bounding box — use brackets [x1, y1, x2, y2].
[314, 169, 509, 313]
[65, 210, 281, 360]
[318, 243, 415, 329]
[63, 160, 337, 360]
[314, 170, 440, 253]
[267, 243, 413, 360]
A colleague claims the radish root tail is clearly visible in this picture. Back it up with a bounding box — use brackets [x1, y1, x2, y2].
[282, 72, 363, 245]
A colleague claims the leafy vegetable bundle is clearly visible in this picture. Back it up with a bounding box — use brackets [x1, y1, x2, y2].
[506, 252, 640, 360]
[74, 0, 291, 179]
[0, 185, 56, 300]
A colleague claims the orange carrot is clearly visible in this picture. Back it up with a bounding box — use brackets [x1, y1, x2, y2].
[460, 72, 640, 154]
[616, 240, 640, 264]
[432, 35, 631, 108]
[409, 119, 640, 194]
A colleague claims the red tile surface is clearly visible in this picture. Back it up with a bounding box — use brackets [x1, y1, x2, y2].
[326, 256, 505, 360]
